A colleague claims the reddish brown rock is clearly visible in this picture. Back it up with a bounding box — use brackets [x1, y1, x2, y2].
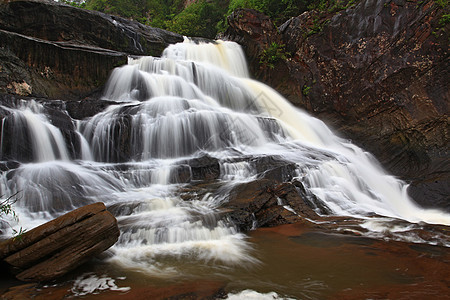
[226, 9, 282, 59]
[224, 1, 449, 211]
[0, 202, 119, 282]
[223, 179, 319, 231]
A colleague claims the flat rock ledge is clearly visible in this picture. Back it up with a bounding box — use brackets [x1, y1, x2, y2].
[0, 202, 119, 282]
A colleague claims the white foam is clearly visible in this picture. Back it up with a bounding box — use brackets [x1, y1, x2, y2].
[71, 273, 130, 296]
[227, 290, 295, 300]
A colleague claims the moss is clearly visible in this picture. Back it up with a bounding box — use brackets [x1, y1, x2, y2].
[435, 0, 449, 8]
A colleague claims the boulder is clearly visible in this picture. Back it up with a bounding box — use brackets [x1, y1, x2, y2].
[0, 202, 119, 282]
[65, 98, 120, 120]
[223, 179, 318, 231]
[224, 1, 449, 210]
[188, 155, 221, 181]
[250, 155, 297, 182]
[181, 154, 221, 182]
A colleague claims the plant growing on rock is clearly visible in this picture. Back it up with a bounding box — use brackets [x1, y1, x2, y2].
[0, 192, 25, 239]
[259, 42, 288, 69]
[302, 84, 311, 96]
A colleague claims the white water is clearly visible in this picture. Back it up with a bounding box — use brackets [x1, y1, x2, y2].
[71, 273, 130, 296]
[1, 39, 449, 279]
[227, 290, 296, 300]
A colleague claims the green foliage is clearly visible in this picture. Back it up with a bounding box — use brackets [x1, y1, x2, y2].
[227, 0, 309, 24]
[85, 0, 148, 18]
[0, 195, 18, 220]
[440, 14, 450, 25]
[307, 18, 330, 36]
[259, 42, 288, 69]
[0, 192, 26, 239]
[307, 0, 357, 12]
[80, 0, 360, 38]
[302, 84, 311, 96]
[165, 0, 224, 38]
[145, 0, 184, 28]
[60, 0, 87, 8]
[435, 0, 448, 8]
[84, 0, 225, 38]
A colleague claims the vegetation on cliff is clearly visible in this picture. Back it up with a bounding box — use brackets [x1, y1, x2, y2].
[61, 0, 363, 38]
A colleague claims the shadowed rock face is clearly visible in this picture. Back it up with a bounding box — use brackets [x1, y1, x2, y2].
[0, 0, 183, 100]
[223, 1, 449, 210]
[0, 0, 183, 56]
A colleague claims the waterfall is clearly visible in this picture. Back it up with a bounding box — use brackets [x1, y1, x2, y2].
[1, 39, 449, 277]
[0, 101, 70, 162]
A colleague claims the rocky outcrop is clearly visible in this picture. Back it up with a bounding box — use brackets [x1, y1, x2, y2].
[0, 29, 128, 101]
[0, 202, 119, 282]
[223, 179, 320, 231]
[0, 0, 183, 100]
[185, 154, 221, 181]
[0, 0, 182, 56]
[224, 1, 449, 210]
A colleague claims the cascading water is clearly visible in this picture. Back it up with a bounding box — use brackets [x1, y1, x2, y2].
[1, 39, 449, 281]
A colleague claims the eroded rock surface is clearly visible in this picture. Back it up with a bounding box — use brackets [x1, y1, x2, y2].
[223, 179, 320, 231]
[0, 202, 119, 282]
[0, 0, 183, 100]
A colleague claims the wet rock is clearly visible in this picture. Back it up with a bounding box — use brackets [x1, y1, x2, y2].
[224, 1, 449, 209]
[408, 173, 450, 211]
[171, 164, 192, 184]
[250, 155, 297, 182]
[185, 154, 221, 181]
[0, 202, 119, 282]
[0, 161, 20, 172]
[223, 179, 318, 231]
[0, 283, 41, 300]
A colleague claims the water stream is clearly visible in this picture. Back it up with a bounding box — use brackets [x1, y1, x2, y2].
[0, 38, 449, 297]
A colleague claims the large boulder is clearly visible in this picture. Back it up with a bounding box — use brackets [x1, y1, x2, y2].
[223, 179, 319, 231]
[0, 0, 183, 100]
[0, 202, 119, 282]
[224, 1, 449, 210]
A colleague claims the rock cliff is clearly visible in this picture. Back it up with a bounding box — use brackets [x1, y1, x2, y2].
[0, 0, 183, 100]
[224, 1, 449, 210]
